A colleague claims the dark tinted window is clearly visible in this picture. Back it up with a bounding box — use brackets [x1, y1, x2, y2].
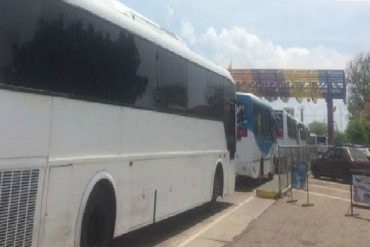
[317, 136, 327, 144]
[253, 103, 274, 139]
[223, 80, 236, 158]
[207, 73, 224, 120]
[287, 116, 297, 139]
[0, 0, 74, 92]
[134, 37, 158, 109]
[325, 149, 335, 160]
[299, 124, 308, 140]
[40, 0, 76, 93]
[253, 104, 262, 136]
[334, 149, 346, 161]
[188, 63, 208, 117]
[158, 49, 188, 112]
[274, 111, 284, 138]
[73, 8, 149, 104]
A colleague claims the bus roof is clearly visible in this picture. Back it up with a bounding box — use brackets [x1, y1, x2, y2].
[69, 0, 234, 83]
[273, 109, 295, 119]
[236, 92, 273, 110]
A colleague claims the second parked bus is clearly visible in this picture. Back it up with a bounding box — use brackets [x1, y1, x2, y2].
[235, 93, 276, 179]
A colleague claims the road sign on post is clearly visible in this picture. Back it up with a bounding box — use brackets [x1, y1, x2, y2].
[347, 169, 370, 217]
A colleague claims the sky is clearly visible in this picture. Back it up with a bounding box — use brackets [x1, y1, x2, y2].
[120, 0, 370, 131]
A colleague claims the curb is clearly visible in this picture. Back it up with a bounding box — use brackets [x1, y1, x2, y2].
[256, 185, 291, 200]
[256, 189, 279, 199]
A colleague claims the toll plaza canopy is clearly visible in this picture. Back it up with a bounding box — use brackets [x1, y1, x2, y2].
[229, 69, 346, 103]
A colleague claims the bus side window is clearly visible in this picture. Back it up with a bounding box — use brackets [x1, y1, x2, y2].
[158, 48, 188, 112]
[236, 102, 247, 140]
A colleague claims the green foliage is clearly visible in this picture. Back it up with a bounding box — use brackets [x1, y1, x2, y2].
[333, 131, 347, 146]
[308, 121, 327, 135]
[345, 117, 370, 145]
[346, 53, 370, 118]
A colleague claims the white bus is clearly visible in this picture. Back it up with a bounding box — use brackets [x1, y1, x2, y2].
[0, 0, 236, 246]
[274, 110, 299, 146]
[297, 121, 310, 145]
[235, 93, 276, 179]
[308, 134, 329, 155]
[308, 134, 328, 146]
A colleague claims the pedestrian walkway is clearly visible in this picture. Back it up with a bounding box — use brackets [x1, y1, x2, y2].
[230, 178, 370, 247]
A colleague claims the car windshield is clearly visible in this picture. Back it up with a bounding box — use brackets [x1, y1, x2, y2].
[348, 147, 370, 162]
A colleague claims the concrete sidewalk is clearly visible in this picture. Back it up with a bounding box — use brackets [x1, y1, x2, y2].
[230, 178, 370, 247]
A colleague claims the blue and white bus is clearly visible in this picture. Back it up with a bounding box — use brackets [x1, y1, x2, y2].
[235, 93, 276, 179]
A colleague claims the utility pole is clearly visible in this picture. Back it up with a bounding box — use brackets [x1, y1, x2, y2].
[327, 98, 334, 144]
[299, 106, 305, 123]
[340, 105, 343, 132]
[326, 71, 334, 145]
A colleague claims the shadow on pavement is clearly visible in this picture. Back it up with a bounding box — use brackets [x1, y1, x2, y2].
[113, 201, 232, 247]
[235, 175, 272, 192]
[353, 214, 370, 222]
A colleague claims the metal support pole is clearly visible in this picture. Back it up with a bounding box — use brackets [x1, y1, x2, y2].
[287, 163, 297, 203]
[346, 182, 354, 217]
[300, 107, 304, 123]
[278, 154, 282, 198]
[327, 98, 334, 145]
[350, 183, 353, 216]
[302, 167, 314, 207]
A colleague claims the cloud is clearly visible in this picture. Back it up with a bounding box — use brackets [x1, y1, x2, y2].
[181, 24, 351, 70]
[181, 20, 197, 45]
[165, 4, 174, 19]
[179, 23, 350, 128]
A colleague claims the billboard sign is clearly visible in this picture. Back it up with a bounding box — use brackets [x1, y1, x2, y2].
[229, 69, 346, 102]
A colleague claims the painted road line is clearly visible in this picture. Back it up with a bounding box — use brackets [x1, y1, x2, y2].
[296, 190, 350, 202]
[177, 196, 255, 247]
[309, 184, 350, 193]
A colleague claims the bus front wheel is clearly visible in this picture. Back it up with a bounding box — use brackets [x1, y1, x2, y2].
[80, 182, 116, 247]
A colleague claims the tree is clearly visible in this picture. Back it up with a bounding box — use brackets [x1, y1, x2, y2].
[308, 121, 327, 136]
[346, 52, 370, 118]
[345, 117, 370, 145]
[333, 130, 346, 145]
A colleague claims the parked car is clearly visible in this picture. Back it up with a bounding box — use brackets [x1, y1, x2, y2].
[311, 145, 370, 182]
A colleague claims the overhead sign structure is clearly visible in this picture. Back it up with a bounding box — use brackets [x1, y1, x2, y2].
[229, 69, 346, 103]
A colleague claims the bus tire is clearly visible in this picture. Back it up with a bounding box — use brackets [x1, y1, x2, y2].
[80, 182, 116, 247]
[209, 165, 223, 212]
[260, 158, 264, 179]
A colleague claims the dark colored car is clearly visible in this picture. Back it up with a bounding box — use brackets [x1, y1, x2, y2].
[311, 146, 370, 182]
